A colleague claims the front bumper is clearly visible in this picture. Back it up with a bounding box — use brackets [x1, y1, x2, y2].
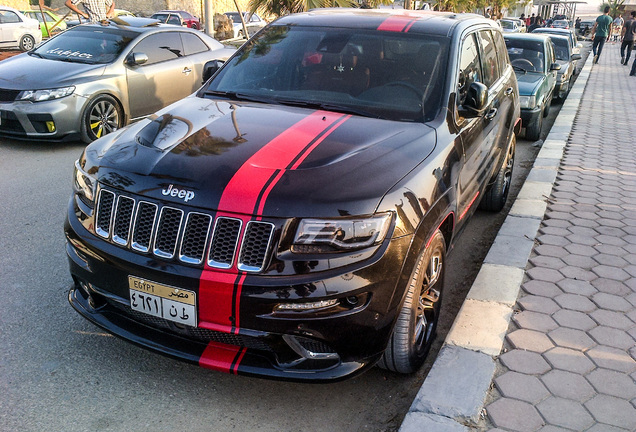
[65, 196, 412, 382]
[0, 94, 87, 141]
[520, 105, 542, 128]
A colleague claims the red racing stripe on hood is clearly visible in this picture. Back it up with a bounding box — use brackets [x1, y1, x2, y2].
[198, 110, 349, 337]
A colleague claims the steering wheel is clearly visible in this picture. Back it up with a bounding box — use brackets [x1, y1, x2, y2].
[384, 81, 424, 98]
[511, 58, 534, 71]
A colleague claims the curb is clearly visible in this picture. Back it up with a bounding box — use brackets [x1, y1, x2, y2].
[399, 54, 594, 431]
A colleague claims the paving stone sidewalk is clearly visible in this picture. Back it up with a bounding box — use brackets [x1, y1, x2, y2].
[401, 43, 636, 432]
[484, 42, 636, 432]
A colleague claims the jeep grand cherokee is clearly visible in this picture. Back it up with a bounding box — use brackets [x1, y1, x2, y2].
[66, 9, 520, 381]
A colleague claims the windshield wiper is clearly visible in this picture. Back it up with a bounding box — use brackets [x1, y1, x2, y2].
[512, 65, 528, 73]
[275, 98, 378, 118]
[203, 90, 275, 104]
[29, 52, 45, 59]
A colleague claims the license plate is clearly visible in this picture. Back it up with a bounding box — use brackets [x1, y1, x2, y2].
[128, 276, 196, 327]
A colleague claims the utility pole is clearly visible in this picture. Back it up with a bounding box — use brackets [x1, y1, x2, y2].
[204, 0, 215, 36]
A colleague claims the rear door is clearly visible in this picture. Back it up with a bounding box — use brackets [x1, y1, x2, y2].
[126, 31, 196, 119]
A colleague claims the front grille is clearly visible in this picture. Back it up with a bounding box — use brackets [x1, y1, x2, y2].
[0, 89, 20, 103]
[208, 217, 242, 268]
[238, 221, 274, 272]
[95, 188, 275, 272]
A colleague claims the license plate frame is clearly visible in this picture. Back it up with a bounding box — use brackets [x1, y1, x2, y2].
[128, 276, 197, 327]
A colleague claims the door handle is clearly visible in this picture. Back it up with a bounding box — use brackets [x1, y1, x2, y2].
[504, 87, 514, 96]
[182, 67, 192, 75]
[485, 108, 497, 121]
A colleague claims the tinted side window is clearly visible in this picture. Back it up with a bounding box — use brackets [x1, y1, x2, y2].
[181, 32, 208, 55]
[167, 14, 181, 25]
[133, 33, 184, 65]
[457, 33, 482, 106]
[492, 31, 509, 77]
[1, 11, 22, 23]
[546, 41, 555, 67]
[477, 30, 499, 87]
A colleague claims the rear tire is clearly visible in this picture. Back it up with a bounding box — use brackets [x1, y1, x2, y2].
[479, 135, 515, 212]
[19, 34, 35, 52]
[378, 230, 445, 374]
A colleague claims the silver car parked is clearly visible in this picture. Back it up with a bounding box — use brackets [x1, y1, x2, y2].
[0, 17, 235, 142]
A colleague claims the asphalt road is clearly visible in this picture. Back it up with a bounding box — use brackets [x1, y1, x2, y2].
[0, 44, 588, 431]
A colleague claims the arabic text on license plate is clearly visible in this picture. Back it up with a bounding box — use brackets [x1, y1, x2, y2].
[128, 276, 196, 327]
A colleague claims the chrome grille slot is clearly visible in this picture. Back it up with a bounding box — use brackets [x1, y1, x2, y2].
[179, 213, 212, 265]
[131, 202, 158, 253]
[208, 217, 242, 269]
[95, 190, 115, 238]
[94, 189, 274, 272]
[112, 196, 135, 245]
[238, 221, 274, 272]
[153, 207, 184, 259]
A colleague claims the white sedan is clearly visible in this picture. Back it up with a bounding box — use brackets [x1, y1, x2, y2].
[0, 6, 42, 51]
[223, 12, 266, 39]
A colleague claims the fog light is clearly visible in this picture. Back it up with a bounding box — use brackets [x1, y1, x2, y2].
[46, 121, 56, 132]
[276, 299, 338, 311]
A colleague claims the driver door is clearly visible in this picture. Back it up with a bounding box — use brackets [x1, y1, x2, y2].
[126, 32, 196, 119]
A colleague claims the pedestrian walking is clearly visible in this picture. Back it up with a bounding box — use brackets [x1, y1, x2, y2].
[64, 0, 114, 23]
[612, 14, 624, 42]
[590, 6, 613, 64]
[622, 11, 636, 65]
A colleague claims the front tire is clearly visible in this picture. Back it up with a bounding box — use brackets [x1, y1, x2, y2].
[19, 34, 35, 51]
[378, 230, 445, 374]
[479, 135, 515, 212]
[525, 109, 543, 141]
[81, 95, 123, 143]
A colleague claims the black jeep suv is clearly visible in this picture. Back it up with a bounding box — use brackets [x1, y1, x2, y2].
[66, 9, 520, 381]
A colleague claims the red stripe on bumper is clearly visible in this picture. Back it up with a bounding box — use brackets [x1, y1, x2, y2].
[199, 341, 246, 374]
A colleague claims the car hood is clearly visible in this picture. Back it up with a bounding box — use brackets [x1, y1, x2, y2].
[515, 73, 544, 96]
[0, 54, 105, 89]
[84, 97, 437, 218]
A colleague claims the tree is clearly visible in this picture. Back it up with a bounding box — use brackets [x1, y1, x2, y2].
[600, 0, 625, 18]
[248, 0, 392, 17]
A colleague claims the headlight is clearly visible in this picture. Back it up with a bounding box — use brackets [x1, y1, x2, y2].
[519, 95, 536, 109]
[293, 213, 392, 253]
[17, 86, 75, 102]
[73, 159, 96, 204]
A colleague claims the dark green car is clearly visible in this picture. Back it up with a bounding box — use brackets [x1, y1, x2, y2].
[504, 33, 559, 140]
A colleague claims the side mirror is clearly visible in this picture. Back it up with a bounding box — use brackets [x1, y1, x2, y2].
[571, 53, 581, 60]
[460, 82, 489, 117]
[126, 52, 148, 66]
[202, 59, 224, 83]
[550, 62, 561, 71]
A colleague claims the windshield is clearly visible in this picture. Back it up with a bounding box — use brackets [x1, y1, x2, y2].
[32, 26, 136, 64]
[552, 38, 569, 61]
[506, 38, 545, 72]
[203, 25, 450, 122]
[500, 20, 515, 29]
